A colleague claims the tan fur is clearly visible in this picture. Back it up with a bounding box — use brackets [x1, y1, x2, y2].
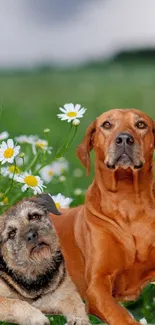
[0, 195, 90, 325]
[51, 109, 155, 325]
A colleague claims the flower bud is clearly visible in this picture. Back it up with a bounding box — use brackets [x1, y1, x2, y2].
[74, 188, 83, 196]
[72, 119, 80, 126]
[19, 152, 25, 158]
[59, 175, 66, 182]
[44, 128, 50, 134]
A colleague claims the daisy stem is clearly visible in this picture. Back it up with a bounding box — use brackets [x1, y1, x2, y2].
[26, 152, 40, 172]
[65, 126, 78, 149]
[35, 163, 46, 174]
[1, 161, 17, 200]
[22, 157, 25, 169]
[55, 123, 73, 158]
[34, 151, 48, 174]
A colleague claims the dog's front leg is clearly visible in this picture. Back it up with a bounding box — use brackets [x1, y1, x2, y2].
[86, 276, 139, 325]
[33, 275, 90, 325]
[0, 296, 49, 325]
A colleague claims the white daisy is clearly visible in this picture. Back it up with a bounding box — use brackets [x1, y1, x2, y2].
[39, 164, 55, 183]
[57, 103, 86, 123]
[16, 171, 46, 195]
[1, 165, 21, 180]
[32, 139, 52, 155]
[40, 158, 69, 184]
[51, 193, 73, 209]
[53, 158, 69, 174]
[0, 131, 9, 141]
[15, 135, 38, 144]
[0, 139, 20, 164]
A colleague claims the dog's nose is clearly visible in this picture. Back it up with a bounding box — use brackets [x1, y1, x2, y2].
[115, 133, 134, 146]
[27, 230, 38, 243]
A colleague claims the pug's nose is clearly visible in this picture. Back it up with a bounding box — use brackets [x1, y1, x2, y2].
[115, 133, 134, 147]
[27, 230, 38, 243]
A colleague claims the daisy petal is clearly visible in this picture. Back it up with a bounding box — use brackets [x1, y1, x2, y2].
[21, 184, 28, 192]
[59, 107, 67, 113]
[75, 104, 81, 111]
[7, 139, 14, 148]
[1, 141, 7, 149]
[64, 103, 74, 112]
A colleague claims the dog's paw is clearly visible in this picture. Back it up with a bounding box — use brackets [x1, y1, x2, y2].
[29, 309, 50, 325]
[14, 302, 50, 325]
[67, 317, 91, 325]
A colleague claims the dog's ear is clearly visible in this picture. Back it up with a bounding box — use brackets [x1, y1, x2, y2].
[76, 120, 96, 175]
[35, 193, 61, 215]
[0, 217, 4, 245]
[153, 121, 155, 148]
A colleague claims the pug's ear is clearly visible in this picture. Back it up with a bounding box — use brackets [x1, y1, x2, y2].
[76, 120, 96, 175]
[35, 193, 61, 215]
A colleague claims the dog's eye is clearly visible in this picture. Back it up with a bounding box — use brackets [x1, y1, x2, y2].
[136, 121, 147, 129]
[8, 229, 17, 240]
[101, 121, 112, 130]
[28, 213, 42, 221]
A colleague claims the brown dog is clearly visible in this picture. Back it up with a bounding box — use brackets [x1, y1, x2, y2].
[51, 108, 155, 325]
[0, 194, 90, 325]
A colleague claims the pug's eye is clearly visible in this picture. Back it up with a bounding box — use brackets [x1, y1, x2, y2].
[28, 213, 42, 221]
[136, 121, 147, 129]
[8, 229, 17, 240]
[101, 121, 112, 130]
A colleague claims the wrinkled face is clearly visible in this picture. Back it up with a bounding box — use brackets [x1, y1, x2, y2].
[96, 109, 154, 170]
[0, 200, 59, 276]
[77, 109, 155, 172]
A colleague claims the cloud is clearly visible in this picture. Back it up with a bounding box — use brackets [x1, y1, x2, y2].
[23, 0, 99, 24]
[0, 0, 155, 67]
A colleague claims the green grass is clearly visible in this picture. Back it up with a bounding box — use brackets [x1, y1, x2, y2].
[1, 61, 155, 195]
[0, 59, 155, 324]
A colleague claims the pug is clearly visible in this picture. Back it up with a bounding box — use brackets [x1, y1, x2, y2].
[0, 193, 90, 325]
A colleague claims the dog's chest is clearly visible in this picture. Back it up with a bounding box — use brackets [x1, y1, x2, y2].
[114, 219, 155, 301]
[130, 218, 155, 262]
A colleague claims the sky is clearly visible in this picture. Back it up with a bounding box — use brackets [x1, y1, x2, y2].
[0, 0, 155, 67]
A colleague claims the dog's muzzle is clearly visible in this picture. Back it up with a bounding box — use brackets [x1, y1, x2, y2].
[27, 230, 38, 243]
[106, 132, 143, 170]
[115, 133, 134, 147]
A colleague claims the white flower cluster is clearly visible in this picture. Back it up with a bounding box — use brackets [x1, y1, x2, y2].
[0, 103, 87, 210]
[15, 135, 53, 155]
[40, 158, 69, 183]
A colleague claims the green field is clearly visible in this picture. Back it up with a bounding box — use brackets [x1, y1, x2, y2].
[0, 59, 155, 324]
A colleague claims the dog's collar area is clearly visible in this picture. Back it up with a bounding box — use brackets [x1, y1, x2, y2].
[0, 249, 66, 299]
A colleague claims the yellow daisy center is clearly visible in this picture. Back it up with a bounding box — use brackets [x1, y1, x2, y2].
[55, 202, 61, 209]
[4, 148, 14, 158]
[2, 197, 8, 204]
[0, 193, 8, 205]
[36, 142, 46, 148]
[48, 170, 53, 176]
[24, 175, 38, 187]
[67, 112, 77, 118]
[9, 165, 20, 174]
